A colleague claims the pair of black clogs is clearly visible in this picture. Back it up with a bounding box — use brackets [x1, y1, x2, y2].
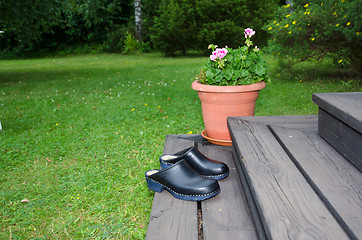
[145, 146, 229, 201]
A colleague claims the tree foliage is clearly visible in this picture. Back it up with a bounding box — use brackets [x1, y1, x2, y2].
[0, 0, 62, 55]
[0, 0, 133, 57]
[265, 0, 362, 75]
[150, 0, 279, 56]
[60, 0, 132, 43]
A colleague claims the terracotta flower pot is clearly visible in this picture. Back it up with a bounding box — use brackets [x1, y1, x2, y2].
[192, 80, 266, 145]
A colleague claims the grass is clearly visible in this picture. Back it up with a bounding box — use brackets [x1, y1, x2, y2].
[0, 53, 360, 239]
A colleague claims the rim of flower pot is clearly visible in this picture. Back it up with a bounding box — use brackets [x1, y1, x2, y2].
[191, 80, 266, 93]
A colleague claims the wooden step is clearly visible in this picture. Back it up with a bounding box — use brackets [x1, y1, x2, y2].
[146, 134, 258, 240]
[312, 92, 362, 171]
[228, 115, 362, 240]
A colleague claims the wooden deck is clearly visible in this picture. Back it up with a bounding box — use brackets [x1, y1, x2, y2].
[145, 134, 258, 239]
[146, 92, 362, 240]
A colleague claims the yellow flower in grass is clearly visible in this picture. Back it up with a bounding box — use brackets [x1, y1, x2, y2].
[268, 27, 272, 31]
[311, 37, 315, 41]
[336, 23, 340, 27]
[284, 24, 289, 28]
[321, 2, 323, 6]
[292, 21, 297, 24]
[187, 131, 193, 134]
[131, 108, 135, 111]
[347, 22, 351, 26]
[286, 14, 291, 18]
[288, 31, 292, 34]
[304, 3, 309, 8]
[338, 59, 343, 64]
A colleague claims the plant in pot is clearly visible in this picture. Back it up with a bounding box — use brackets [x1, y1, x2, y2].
[192, 28, 270, 146]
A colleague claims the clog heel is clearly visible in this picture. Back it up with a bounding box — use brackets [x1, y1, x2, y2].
[145, 170, 164, 192]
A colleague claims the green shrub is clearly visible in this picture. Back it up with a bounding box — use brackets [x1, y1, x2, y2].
[151, 0, 279, 56]
[196, 20, 244, 54]
[103, 24, 128, 53]
[0, 0, 134, 58]
[264, 0, 362, 76]
[123, 32, 142, 54]
[103, 26, 146, 55]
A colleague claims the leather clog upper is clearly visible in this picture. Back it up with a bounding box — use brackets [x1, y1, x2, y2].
[146, 159, 220, 198]
[160, 146, 229, 180]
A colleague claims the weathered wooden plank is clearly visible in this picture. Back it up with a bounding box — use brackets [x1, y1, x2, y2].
[318, 109, 362, 171]
[271, 126, 362, 240]
[145, 135, 198, 240]
[228, 115, 318, 130]
[228, 115, 318, 240]
[228, 118, 350, 240]
[312, 92, 362, 133]
[146, 193, 198, 240]
[313, 92, 362, 172]
[232, 146, 268, 240]
[196, 143, 258, 240]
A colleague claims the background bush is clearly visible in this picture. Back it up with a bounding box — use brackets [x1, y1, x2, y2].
[0, 0, 133, 58]
[264, 0, 362, 76]
[150, 0, 279, 56]
[3, 0, 360, 68]
[0, 0, 279, 58]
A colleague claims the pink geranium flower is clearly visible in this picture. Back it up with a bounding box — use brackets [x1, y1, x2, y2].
[210, 48, 228, 61]
[244, 28, 255, 38]
[216, 48, 228, 59]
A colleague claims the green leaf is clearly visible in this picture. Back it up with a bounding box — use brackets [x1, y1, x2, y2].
[224, 68, 233, 80]
[244, 60, 252, 68]
[232, 71, 241, 81]
[254, 65, 266, 76]
[206, 68, 221, 79]
[240, 69, 249, 77]
[215, 74, 223, 82]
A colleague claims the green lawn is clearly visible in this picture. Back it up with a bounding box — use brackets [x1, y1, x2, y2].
[0, 53, 359, 239]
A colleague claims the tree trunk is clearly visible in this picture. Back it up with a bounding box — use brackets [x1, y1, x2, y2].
[134, 0, 142, 41]
[286, 0, 294, 12]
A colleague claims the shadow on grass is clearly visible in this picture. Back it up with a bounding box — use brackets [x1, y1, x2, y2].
[271, 58, 361, 86]
[0, 66, 134, 87]
[0, 70, 74, 85]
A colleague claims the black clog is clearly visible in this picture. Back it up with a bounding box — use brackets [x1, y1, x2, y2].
[159, 146, 229, 180]
[145, 159, 220, 201]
